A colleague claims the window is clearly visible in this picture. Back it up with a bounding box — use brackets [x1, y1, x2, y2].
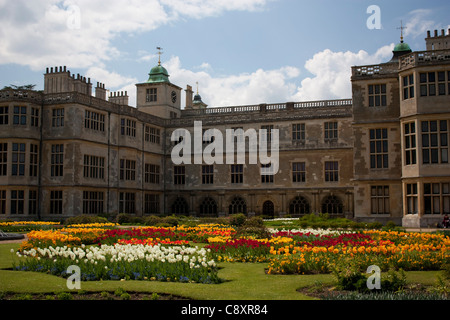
[420, 71, 448, 96]
[13, 106, 26, 125]
[292, 123, 305, 142]
[146, 88, 157, 102]
[84, 155, 105, 179]
[402, 74, 414, 100]
[322, 196, 343, 214]
[0, 143, 7, 176]
[202, 129, 215, 144]
[10, 190, 24, 214]
[368, 84, 387, 107]
[261, 163, 274, 183]
[145, 164, 160, 184]
[371, 186, 390, 214]
[29, 190, 37, 215]
[171, 197, 188, 215]
[422, 120, 448, 164]
[261, 125, 274, 145]
[120, 118, 136, 137]
[52, 108, 64, 127]
[324, 122, 338, 141]
[12, 143, 25, 176]
[83, 191, 104, 214]
[173, 165, 185, 185]
[145, 126, 161, 144]
[229, 197, 247, 215]
[0, 190, 6, 214]
[231, 127, 244, 144]
[292, 162, 306, 183]
[202, 165, 214, 184]
[406, 183, 418, 214]
[51, 144, 64, 177]
[324, 161, 339, 182]
[404, 122, 417, 165]
[289, 196, 310, 215]
[29, 144, 38, 177]
[119, 192, 135, 214]
[0, 106, 8, 125]
[31, 107, 39, 127]
[50, 191, 63, 214]
[370, 128, 388, 169]
[120, 159, 136, 181]
[231, 164, 243, 184]
[172, 130, 185, 146]
[144, 194, 159, 214]
[84, 110, 105, 132]
[199, 197, 217, 216]
[424, 183, 450, 215]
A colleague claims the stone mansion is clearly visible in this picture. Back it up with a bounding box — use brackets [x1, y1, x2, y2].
[0, 29, 449, 227]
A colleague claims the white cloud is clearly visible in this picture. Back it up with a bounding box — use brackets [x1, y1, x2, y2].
[291, 45, 394, 102]
[86, 67, 137, 88]
[126, 44, 393, 109]
[165, 56, 300, 108]
[403, 9, 438, 39]
[0, 0, 271, 71]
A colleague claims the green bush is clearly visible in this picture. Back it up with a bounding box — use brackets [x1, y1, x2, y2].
[229, 213, 247, 227]
[234, 216, 271, 239]
[64, 214, 108, 225]
[56, 292, 73, 300]
[144, 215, 162, 226]
[115, 213, 132, 225]
[162, 215, 180, 227]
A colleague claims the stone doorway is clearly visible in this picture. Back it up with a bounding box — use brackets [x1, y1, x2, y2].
[262, 200, 275, 218]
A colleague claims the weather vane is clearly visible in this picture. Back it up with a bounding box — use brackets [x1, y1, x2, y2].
[397, 20, 407, 43]
[156, 47, 163, 65]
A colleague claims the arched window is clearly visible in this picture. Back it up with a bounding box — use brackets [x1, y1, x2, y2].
[199, 197, 218, 216]
[289, 196, 310, 215]
[262, 200, 275, 217]
[171, 197, 189, 215]
[321, 195, 343, 214]
[229, 197, 247, 215]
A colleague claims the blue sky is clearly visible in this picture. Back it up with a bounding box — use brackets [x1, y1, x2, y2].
[0, 0, 449, 108]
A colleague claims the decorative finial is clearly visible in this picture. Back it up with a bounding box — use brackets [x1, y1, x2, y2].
[397, 20, 407, 43]
[196, 81, 199, 95]
[156, 47, 163, 65]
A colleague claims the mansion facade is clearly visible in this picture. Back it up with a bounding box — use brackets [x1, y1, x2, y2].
[1, 29, 449, 227]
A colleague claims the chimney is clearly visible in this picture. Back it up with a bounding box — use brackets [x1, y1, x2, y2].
[95, 82, 107, 100]
[185, 85, 193, 110]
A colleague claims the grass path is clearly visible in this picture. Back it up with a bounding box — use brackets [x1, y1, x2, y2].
[0, 242, 443, 300]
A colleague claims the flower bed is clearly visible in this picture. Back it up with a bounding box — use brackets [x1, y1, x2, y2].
[0, 221, 61, 232]
[14, 244, 220, 284]
[267, 230, 449, 275]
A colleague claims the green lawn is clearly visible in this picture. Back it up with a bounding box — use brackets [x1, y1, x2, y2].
[0, 242, 444, 300]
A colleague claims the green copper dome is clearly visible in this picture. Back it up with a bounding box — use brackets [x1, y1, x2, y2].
[393, 42, 411, 52]
[147, 63, 170, 83]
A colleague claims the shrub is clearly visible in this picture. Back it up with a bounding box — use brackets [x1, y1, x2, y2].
[144, 215, 162, 226]
[115, 213, 132, 225]
[234, 216, 271, 239]
[229, 213, 246, 227]
[162, 215, 179, 227]
[381, 268, 407, 292]
[56, 292, 73, 300]
[64, 214, 108, 225]
[333, 261, 368, 292]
